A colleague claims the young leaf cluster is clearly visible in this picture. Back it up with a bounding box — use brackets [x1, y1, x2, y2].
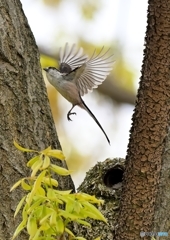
[11, 141, 106, 240]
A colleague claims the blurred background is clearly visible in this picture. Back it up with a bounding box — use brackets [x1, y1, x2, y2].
[21, 0, 148, 188]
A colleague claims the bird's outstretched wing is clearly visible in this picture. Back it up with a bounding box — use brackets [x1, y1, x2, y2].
[59, 43, 88, 74]
[73, 47, 114, 96]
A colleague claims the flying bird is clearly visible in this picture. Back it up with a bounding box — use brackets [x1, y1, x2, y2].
[44, 43, 114, 144]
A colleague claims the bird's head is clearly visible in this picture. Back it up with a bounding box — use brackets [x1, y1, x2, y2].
[43, 67, 61, 77]
[43, 67, 64, 86]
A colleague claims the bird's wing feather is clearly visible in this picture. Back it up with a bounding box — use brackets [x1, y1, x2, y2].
[73, 47, 114, 96]
[59, 43, 88, 72]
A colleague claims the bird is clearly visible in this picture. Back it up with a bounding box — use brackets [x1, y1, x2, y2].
[44, 43, 114, 144]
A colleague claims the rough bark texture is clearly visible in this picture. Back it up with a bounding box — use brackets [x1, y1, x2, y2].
[76, 158, 125, 240]
[0, 1, 74, 239]
[115, 0, 170, 239]
[153, 131, 170, 239]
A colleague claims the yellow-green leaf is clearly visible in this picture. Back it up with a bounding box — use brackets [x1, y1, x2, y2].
[27, 198, 45, 214]
[65, 198, 76, 213]
[40, 146, 52, 154]
[65, 227, 75, 237]
[55, 216, 64, 234]
[40, 146, 65, 160]
[59, 209, 79, 220]
[27, 170, 46, 205]
[50, 211, 57, 226]
[31, 205, 44, 220]
[47, 188, 56, 200]
[45, 150, 65, 160]
[27, 214, 37, 237]
[50, 164, 70, 176]
[21, 179, 31, 191]
[31, 157, 43, 177]
[14, 196, 26, 218]
[36, 186, 46, 196]
[41, 155, 51, 170]
[14, 141, 37, 153]
[12, 220, 26, 239]
[39, 213, 52, 225]
[76, 193, 104, 205]
[10, 179, 22, 191]
[39, 222, 50, 231]
[31, 228, 41, 240]
[54, 189, 72, 195]
[76, 219, 91, 227]
[22, 204, 29, 221]
[27, 155, 40, 167]
[32, 170, 46, 192]
[82, 202, 107, 223]
[56, 194, 74, 204]
[42, 177, 58, 187]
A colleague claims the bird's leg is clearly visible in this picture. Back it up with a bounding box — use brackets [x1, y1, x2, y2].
[67, 105, 76, 121]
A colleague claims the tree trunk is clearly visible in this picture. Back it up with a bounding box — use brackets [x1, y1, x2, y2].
[115, 0, 170, 239]
[0, 0, 74, 239]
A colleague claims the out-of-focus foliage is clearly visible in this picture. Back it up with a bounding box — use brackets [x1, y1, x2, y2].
[41, 55, 58, 68]
[81, 0, 101, 20]
[66, 146, 92, 174]
[114, 57, 135, 91]
[43, 0, 60, 6]
[46, 85, 61, 121]
[42, 0, 101, 20]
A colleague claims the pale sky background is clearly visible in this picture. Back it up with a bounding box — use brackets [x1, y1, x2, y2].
[21, 0, 148, 187]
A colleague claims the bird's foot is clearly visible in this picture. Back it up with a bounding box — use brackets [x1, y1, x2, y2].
[67, 112, 76, 121]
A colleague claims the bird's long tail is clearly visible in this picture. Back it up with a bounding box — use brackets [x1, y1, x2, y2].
[79, 98, 110, 145]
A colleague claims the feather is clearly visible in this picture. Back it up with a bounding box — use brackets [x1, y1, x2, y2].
[59, 43, 87, 72]
[73, 47, 114, 96]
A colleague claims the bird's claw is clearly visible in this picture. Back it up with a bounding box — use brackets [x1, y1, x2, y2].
[67, 112, 76, 121]
[67, 115, 72, 121]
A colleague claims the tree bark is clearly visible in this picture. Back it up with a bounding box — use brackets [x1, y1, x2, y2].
[115, 0, 170, 239]
[0, 0, 74, 239]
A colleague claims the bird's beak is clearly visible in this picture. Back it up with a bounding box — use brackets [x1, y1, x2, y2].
[43, 68, 48, 72]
